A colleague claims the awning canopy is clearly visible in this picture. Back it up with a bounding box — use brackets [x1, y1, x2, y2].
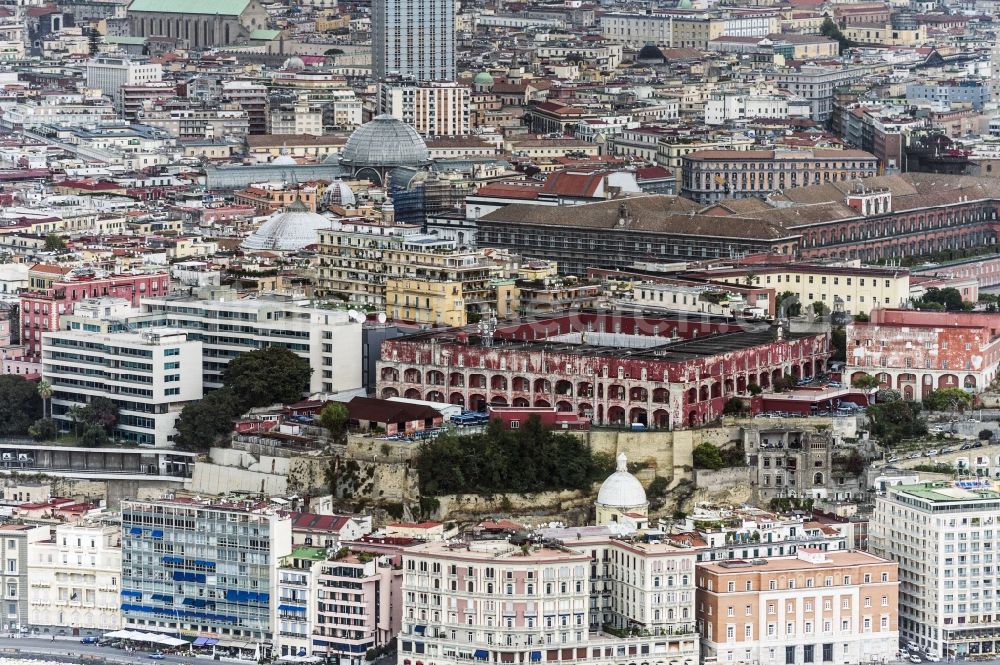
[474, 650, 489, 660]
[530, 652, 542, 662]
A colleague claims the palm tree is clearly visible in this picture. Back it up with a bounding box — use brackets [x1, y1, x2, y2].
[37, 379, 52, 419]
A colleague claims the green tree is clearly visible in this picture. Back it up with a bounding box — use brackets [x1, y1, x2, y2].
[853, 312, 870, 322]
[776, 291, 800, 317]
[913, 287, 967, 312]
[692, 443, 724, 470]
[851, 373, 880, 390]
[222, 347, 311, 408]
[646, 476, 670, 498]
[28, 417, 57, 442]
[0, 376, 42, 435]
[415, 415, 606, 495]
[723, 397, 747, 416]
[36, 379, 52, 419]
[773, 373, 798, 393]
[923, 387, 973, 413]
[79, 424, 108, 447]
[820, 17, 855, 51]
[80, 396, 118, 434]
[44, 234, 65, 252]
[319, 402, 350, 440]
[747, 383, 763, 396]
[980, 428, 994, 441]
[830, 327, 846, 362]
[811, 301, 828, 317]
[867, 400, 927, 444]
[876, 388, 901, 402]
[174, 388, 243, 452]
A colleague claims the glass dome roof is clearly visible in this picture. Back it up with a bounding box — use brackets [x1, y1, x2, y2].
[340, 114, 430, 168]
[241, 202, 335, 252]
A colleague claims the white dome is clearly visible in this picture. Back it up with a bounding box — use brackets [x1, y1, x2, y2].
[596, 453, 647, 508]
[272, 154, 297, 166]
[321, 180, 357, 208]
[241, 202, 334, 252]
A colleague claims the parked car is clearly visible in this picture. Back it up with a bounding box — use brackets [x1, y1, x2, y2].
[887, 455, 899, 463]
[927, 449, 940, 456]
[908, 452, 922, 459]
[80, 636, 99, 644]
[148, 654, 166, 661]
[909, 655, 923, 664]
[926, 655, 941, 663]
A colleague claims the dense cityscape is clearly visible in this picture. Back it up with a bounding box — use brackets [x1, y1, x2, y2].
[2, 0, 1000, 663]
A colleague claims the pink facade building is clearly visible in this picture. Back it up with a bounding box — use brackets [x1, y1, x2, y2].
[276, 546, 403, 663]
[19, 265, 169, 359]
[399, 535, 699, 665]
[847, 308, 1000, 399]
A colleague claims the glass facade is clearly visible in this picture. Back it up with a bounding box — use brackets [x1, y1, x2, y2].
[120, 500, 289, 646]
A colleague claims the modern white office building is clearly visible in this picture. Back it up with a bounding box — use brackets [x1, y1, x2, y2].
[27, 523, 123, 636]
[140, 290, 363, 395]
[871, 480, 1000, 658]
[372, 0, 455, 81]
[85, 55, 162, 111]
[41, 328, 203, 447]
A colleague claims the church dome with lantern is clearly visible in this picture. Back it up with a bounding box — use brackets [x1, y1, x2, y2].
[595, 453, 649, 528]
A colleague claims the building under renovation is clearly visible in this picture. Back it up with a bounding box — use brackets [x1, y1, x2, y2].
[376, 311, 828, 429]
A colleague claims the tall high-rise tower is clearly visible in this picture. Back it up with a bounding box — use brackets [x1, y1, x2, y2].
[372, 0, 456, 82]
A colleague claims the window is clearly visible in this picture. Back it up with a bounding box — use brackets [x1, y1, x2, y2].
[164, 348, 180, 356]
[786, 647, 795, 665]
[745, 625, 752, 638]
[727, 625, 735, 640]
[728, 582, 735, 592]
[823, 644, 833, 662]
[510, 420, 520, 430]
[728, 607, 735, 617]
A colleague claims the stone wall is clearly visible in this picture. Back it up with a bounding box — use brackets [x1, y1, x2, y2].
[430, 488, 595, 523]
[586, 426, 737, 487]
[694, 467, 753, 488]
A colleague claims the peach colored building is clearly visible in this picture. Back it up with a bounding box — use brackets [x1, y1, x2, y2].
[696, 549, 898, 665]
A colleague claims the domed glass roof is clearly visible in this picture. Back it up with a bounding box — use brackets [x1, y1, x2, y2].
[241, 202, 334, 252]
[473, 71, 494, 85]
[596, 453, 648, 508]
[321, 180, 357, 208]
[340, 114, 430, 168]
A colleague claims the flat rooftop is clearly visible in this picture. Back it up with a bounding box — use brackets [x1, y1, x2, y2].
[698, 550, 890, 574]
[892, 481, 1000, 503]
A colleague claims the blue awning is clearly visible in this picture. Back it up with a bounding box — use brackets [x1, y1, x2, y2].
[414, 625, 426, 635]
[258, 592, 269, 602]
[121, 590, 141, 598]
[192, 638, 208, 647]
[129, 527, 141, 535]
[474, 650, 489, 660]
[151, 530, 163, 538]
[298, 648, 307, 657]
[279, 604, 306, 613]
[530, 652, 542, 662]
[205, 639, 218, 646]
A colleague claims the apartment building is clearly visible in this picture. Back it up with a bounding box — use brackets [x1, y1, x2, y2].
[20, 266, 170, 361]
[681, 149, 878, 204]
[138, 104, 250, 140]
[0, 523, 49, 633]
[41, 328, 203, 447]
[318, 222, 500, 322]
[696, 549, 899, 665]
[120, 499, 292, 654]
[269, 100, 324, 136]
[694, 262, 909, 317]
[379, 81, 471, 137]
[27, 523, 122, 635]
[656, 136, 755, 171]
[775, 65, 876, 121]
[599, 12, 673, 46]
[140, 289, 363, 395]
[871, 480, 1000, 657]
[398, 534, 699, 665]
[704, 92, 811, 126]
[372, 0, 455, 81]
[275, 546, 401, 662]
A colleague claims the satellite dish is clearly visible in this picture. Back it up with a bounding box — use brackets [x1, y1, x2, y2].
[377, 312, 387, 324]
[347, 309, 363, 322]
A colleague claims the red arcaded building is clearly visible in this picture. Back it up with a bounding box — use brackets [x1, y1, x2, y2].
[846, 308, 1000, 399]
[377, 312, 828, 430]
[20, 264, 169, 359]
